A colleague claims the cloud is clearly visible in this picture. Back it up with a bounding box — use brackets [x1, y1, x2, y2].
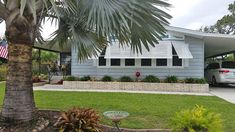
[170, 0, 234, 30]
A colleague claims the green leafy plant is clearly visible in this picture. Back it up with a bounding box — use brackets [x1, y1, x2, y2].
[80, 76, 91, 81]
[65, 76, 78, 81]
[185, 78, 207, 84]
[101, 75, 113, 82]
[165, 76, 178, 83]
[120, 76, 133, 82]
[171, 105, 223, 132]
[54, 108, 101, 132]
[142, 75, 160, 83]
[185, 78, 196, 83]
[195, 78, 207, 84]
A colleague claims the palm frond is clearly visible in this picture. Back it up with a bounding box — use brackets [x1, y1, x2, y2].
[47, 0, 172, 60]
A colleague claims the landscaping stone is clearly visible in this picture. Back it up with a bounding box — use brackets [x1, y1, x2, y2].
[63, 81, 209, 93]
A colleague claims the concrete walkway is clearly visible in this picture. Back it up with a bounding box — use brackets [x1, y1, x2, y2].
[210, 85, 235, 104]
[34, 84, 213, 96]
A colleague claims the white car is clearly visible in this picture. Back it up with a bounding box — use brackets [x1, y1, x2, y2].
[205, 61, 235, 85]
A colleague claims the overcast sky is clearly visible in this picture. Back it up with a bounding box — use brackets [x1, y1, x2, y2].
[0, 0, 234, 38]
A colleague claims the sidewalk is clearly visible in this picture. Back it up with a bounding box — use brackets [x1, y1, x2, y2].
[34, 84, 213, 96]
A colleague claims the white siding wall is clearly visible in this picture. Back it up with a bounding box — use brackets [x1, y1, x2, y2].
[71, 36, 204, 79]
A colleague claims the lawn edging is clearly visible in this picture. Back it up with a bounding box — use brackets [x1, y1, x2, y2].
[101, 125, 171, 132]
[63, 81, 209, 93]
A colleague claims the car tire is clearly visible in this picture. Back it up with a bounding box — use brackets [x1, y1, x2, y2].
[212, 76, 217, 86]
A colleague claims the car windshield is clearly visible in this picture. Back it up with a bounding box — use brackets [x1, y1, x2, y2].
[222, 61, 235, 68]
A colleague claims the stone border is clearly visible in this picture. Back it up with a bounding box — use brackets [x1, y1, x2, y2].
[101, 125, 171, 132]
[63, 81, 209, 93]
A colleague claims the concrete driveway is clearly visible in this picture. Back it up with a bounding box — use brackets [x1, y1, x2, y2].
[210, 85, 235, 104]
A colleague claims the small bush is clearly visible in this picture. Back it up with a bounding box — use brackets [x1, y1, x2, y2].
[80, 76, 91, 81]
[64, 76, 77, 81]
[165, 76, 178, 83]
[101, 75, 113, 82]
[185, 78, 207, 84]
[185, 78, 196, 83]
[54, 108, 101, 132]
[142, 75, 160, 83]
[120, 76, 133, 82]
[171, 105, 223, 132]
[195, 78, 207, 84]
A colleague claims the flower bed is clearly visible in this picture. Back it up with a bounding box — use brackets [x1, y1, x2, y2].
[63, 81, 209, 93]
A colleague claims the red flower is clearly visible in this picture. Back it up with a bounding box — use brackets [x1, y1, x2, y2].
[135, 71, 141, 77]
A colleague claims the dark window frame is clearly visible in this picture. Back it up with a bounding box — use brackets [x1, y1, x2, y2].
[172, 46, 182, 67]
[98, 57, 106, 66]
[125, 59, 135, 66]
[156, 59, 167, 66]
[141, 59, 152, 66]
[111, 59, 121, 66]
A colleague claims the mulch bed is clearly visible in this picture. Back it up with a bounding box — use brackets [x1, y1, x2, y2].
[0, 110, 171, 132]
[0, 110, 60, 132]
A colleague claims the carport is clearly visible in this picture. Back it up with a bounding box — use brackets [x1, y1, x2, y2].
[166, 26, 235, 60]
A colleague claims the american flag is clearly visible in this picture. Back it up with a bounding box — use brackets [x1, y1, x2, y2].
[0, 39, 8, 59]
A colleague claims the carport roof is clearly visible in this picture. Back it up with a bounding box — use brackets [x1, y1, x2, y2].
[166, 26, 235, 58]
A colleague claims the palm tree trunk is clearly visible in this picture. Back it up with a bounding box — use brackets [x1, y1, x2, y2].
[2, 42, 35, 122]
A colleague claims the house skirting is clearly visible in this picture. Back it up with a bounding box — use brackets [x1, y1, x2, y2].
[63, 81, 209, 93]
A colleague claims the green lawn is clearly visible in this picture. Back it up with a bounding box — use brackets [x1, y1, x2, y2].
[0, 82, 235, 131]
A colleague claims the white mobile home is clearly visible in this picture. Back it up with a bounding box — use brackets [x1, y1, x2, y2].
[34, 26, 235, 80]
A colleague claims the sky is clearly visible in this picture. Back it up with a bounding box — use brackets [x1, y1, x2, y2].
[0, 0, 234, 38]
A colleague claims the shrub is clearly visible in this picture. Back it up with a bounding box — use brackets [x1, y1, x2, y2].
[142, 75, 160, 83]
[171, 105, 223, 132]
[54, 108, 101, 132]
[64, 76, 77, 81]
[185, 78, 196, 83]
[80, 76, 91, 81]
[165, 76, 178, 83]
[185, 78, 207, 84]
[120, 76, 133, 82]
[195, 78, 207, 84]
[32, 76, 41, 83]
[101, 75, 113, 82]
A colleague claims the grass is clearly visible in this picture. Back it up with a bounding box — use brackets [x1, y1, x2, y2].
[0, 82, 235, 131]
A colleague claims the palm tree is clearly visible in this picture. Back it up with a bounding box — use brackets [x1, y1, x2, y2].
[0, 0, 171, 122]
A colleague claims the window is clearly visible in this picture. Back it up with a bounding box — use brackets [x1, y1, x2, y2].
[156, 59, 167, 66]
[98, 57, 106, 66]
[173, 56, 182, 66]
[125, 59, 135, 66]
[98, 48, 106, 66]
[172, 46, 182, 66]
[111, 59, 121, 66]
[141, 59, 152, 66]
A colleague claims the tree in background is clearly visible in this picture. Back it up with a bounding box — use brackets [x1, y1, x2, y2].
[0, 0, 171, 123]
[200, 2, 235, 34]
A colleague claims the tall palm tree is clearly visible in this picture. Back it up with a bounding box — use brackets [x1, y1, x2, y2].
[0, 0, 171, 122]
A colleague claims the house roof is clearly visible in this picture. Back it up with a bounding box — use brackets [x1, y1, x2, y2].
[166, 26, 235, 58]
[33, 26, 235, 58]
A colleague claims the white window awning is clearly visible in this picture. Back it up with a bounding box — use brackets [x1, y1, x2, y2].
[105, 41, 173, 59]
[104, 41, 193, 59]
[172, 41, 193, 59]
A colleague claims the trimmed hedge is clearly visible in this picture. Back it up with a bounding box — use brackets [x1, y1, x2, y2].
[142, 75, 160, 83]
[101, 76, 113, 82]
[120, 76, 133, 82]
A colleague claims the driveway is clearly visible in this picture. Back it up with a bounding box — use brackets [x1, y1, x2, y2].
[210, 85, 235, 104]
